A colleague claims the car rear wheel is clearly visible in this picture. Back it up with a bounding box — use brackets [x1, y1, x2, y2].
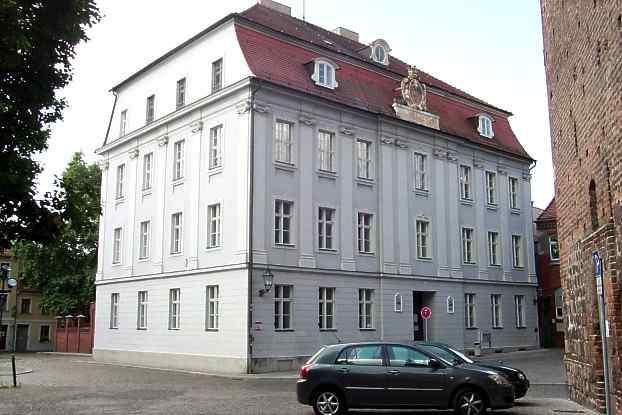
[453, 387, 487, 415]
[312, 390, 345, 415]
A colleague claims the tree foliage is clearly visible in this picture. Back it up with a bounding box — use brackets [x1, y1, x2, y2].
[0, 0, 101, 249]
[15, 152, 101, 315]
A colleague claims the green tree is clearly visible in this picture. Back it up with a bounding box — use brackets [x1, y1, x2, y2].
[1, 0, 101, 249]
[15, 152, 101, 315]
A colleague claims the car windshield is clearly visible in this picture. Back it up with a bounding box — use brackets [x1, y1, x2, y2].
[447, 346, 475, 364]
[420, 344, 475, 365]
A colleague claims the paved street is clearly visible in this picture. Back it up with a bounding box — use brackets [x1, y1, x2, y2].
[0, 350, 595, 415]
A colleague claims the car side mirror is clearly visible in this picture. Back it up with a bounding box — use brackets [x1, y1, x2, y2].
[429, 358, 442, 369]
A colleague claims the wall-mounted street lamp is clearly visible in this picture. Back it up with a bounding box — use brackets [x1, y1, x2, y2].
[259, 268, 274, 297]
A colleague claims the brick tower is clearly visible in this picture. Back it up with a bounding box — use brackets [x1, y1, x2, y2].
[540, 0, 622, 412]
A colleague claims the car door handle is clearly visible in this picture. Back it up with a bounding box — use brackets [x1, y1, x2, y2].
[387, 369, 401, 375]
[338, 368, 350, 374]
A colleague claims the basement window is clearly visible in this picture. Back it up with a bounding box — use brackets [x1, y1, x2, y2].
[311, 58, 338, 89]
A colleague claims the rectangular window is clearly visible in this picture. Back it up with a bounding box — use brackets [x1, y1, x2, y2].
[112, 227, 122, 264]
[554, 288, 563, 320]
[119, 109, 127, 136]
[465, 293, 476, 328]
[512, 234, 523, 268]
[209, 125, 223, 169]
[356, 140, 373, 179]
[358, 288, 374, 329]
[414, 153, 428, 191]
[137, 291, 148, 329]
[212, 58, 223, 93]
[142, 152, 153, 190]
[549, 235, 560, 261]
[274, 200, 293, 245]
[110, 293, 119, 329]
[486, 171, 497, 205]
[319, 287, 335, 330]
[318, 207, 335, 250]
[115, 164, 125, 199]
[146, 95, 155, 124]
[39, 325, 50, 343]
[318, 130, 335, 172]
[491, 294, 503, 328]
[515, 295, 526, 328]
[139, 221, 150, 259]
[207, 203, 221, 248]
[171, 212, 183, 254]
[461, 227, 475, 264]
[206, 285, 219, 330]
[357, 212, 374, 254]
[274, 285, 293, 330]
[488, 231, 500, 266]
[168, 288, 180, 330]
[173, 140, 185, 181]
[21, 298, 31, 314]
[176, 77, 186, 109]
[460, 165, 472, 200]
[416, 220, 431, 259]
[274, 121, 293, 164]
[509, 177, 520, 209]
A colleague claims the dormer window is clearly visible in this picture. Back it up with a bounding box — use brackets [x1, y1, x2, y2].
[478, 115, 494, 138]
[369, 39, 391, 65]
[311, 58, 339, 89]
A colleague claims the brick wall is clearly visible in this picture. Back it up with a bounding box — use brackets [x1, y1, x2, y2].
[540, 0, 622, 412]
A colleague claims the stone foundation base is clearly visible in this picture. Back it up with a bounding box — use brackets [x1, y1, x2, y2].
[251, 356, 309, 373]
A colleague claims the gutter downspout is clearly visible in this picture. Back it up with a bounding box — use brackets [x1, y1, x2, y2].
[103, 91, 118, 147]
[376, 115, 384, 341]
[247, 79, 261, 374]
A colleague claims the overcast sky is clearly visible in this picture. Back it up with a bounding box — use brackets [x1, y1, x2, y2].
[42, 0, 553, 208]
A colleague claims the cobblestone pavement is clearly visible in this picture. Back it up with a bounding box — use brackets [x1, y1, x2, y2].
[0, 351, 596, 415]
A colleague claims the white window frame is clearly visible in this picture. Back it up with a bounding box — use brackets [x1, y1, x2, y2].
[515, 295, 526, 328]
[414, 152, 428, 191]
[394, 293, 403, 313]
[357, 211, 375, 254]
[318, 130, 336, 172]
[465, 293, 477, 328]
[358, 288, 374, 329]
[170, 212, 183, 254]
[173, 139, 185, 181]
[459, 165, 472, 200]
[549, 235, 560, 261]
[209, 124, 223, 170]
[110, 293, 119, 329]
[487, 231, 500, 266]
[478, 115, 494, 138]
[212, 58, 223, 93]
[554, 288, 563, 320]
[274, 199, 294, 246]
[112, 227, 122, 264]
[491, 294, 503, 328]
[207, 203, 222, 249]
[274, 285, 294, 331]
[311, 58, 338, 89]
[509, 176, 520, 210]
[319, 287, 336, 330]
[461, 227, 476, 264]
[274, 120, 294, 164]
[318, 206, 336, 251]
[176, 77, 186, 109]
[137, 291, 148, 329]
[139, 220, 150, 260]
[119, 109, 127, 137]
[146, 94, 155, 124]
[168, 288, 181, 330]
[356, 139, 373, 180]
[206, 285, 220, 330]
[142, 152, 153, 191]
[446, 296, 455, 314]
[512, 234, 524, 268]
[416, 219, 432, 259]
[115, 164, 125, 200]
[485, 170, 497, 205]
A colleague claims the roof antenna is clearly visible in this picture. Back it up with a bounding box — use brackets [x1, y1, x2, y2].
[302, 0, 306, 21]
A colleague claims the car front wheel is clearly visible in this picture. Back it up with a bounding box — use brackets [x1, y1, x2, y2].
[313, 390, 345, 415]
[453, 387, 487, 415]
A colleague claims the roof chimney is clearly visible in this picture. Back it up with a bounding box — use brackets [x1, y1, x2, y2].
[257, 0, 291, 15]
[333, 27, 359, 42]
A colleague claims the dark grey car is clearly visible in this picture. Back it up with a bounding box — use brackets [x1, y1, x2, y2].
[297, 342, 514, 415]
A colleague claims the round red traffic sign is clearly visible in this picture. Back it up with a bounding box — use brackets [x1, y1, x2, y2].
[420, 306, 432, 320]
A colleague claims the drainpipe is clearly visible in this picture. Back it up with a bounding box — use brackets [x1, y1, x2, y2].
[376, 115, 384, 341]
[247, 79, 261, 374]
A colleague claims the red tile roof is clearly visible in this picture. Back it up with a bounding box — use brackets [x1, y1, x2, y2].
[235, 10, 533, 161]
[537, 198, 557, 222]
